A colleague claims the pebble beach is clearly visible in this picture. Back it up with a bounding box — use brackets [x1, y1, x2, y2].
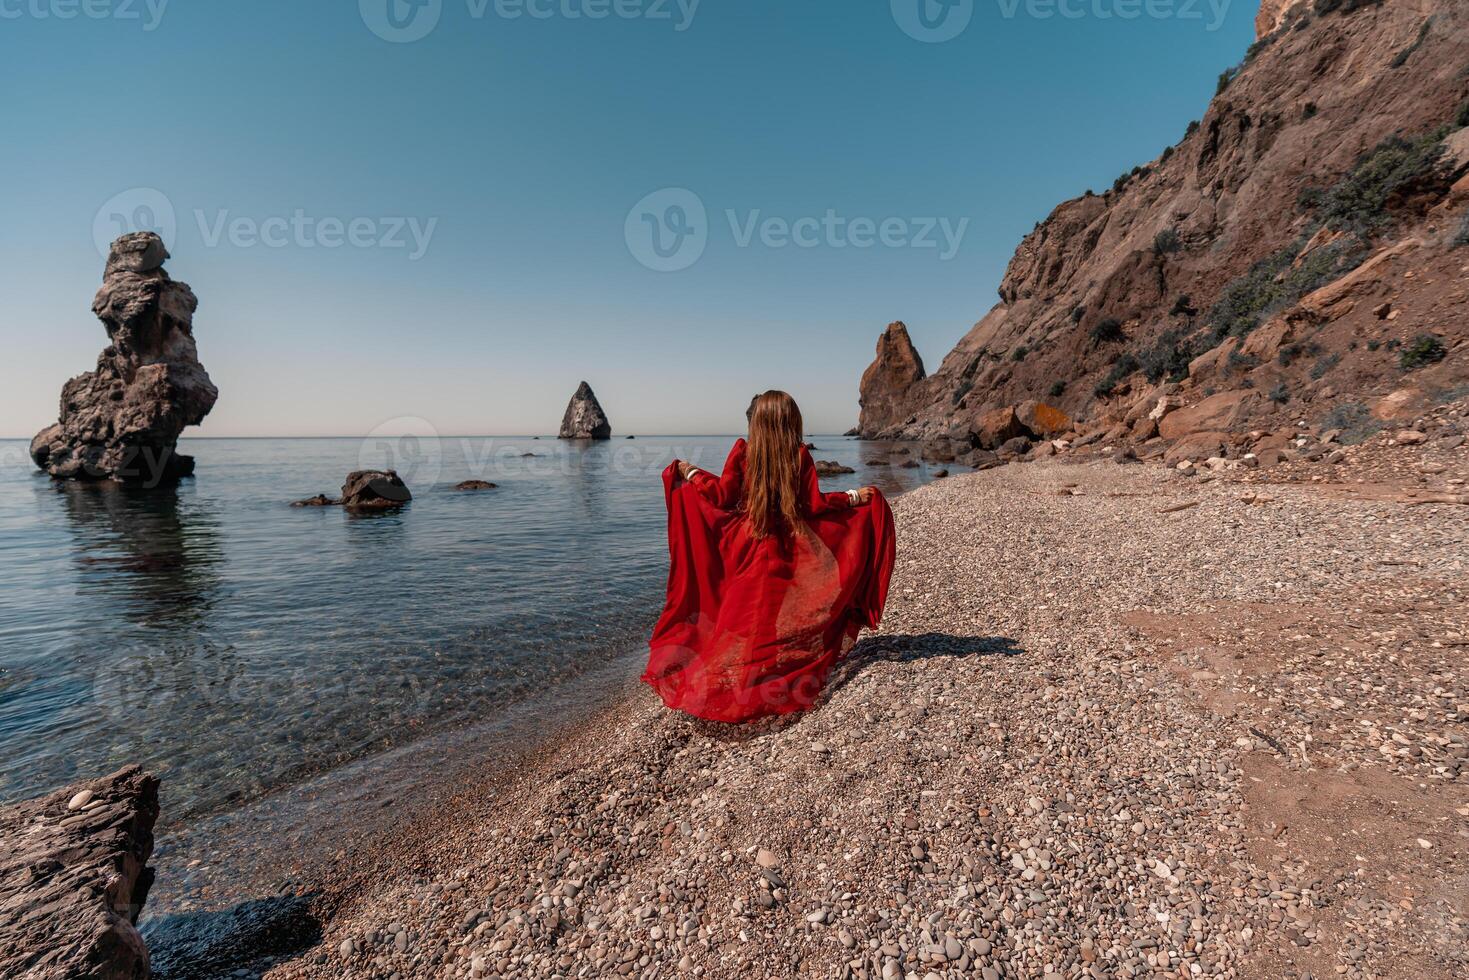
[259, 453, 1467, 980]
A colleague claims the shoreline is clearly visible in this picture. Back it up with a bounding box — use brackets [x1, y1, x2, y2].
[248, 454, 1465, 980]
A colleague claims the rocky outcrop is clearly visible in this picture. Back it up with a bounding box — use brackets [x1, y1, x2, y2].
[31, 233, 217, 484]
[340, 470, 411, 510]
[849, 0, 1468, 458]
[559, 381, 612, 440]
[813, 460, 855, 476]
[1255, 0, 1305, 39]
[858, 322, 926, 437]
[0, 766, 160, 980]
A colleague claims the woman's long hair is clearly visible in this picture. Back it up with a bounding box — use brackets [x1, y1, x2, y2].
[743, 390, 804, 539]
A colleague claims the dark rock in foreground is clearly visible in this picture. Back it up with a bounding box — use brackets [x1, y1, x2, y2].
[341, 470, 411, 510]
[0, 765, 160, 980]
[558, 381, 612, 440]
[31, 232, 217, 484]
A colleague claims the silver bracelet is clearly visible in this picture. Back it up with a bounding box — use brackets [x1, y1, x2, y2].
[846, 488, 860, 505]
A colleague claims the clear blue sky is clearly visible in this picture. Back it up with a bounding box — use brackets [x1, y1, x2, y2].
[2, 0, 1255, 437]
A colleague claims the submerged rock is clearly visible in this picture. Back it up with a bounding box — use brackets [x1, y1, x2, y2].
[0, 765, 160, 980]
[290, 493, 338, 508]
[341, 470, 411, 510]
[454, 480, 497, 491]
[559, 381, 612, 439]
[813, 460, 855, 476]
[31, 232, 217, 484]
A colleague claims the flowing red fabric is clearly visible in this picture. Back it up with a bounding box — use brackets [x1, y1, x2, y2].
[643, 439, 896, 723]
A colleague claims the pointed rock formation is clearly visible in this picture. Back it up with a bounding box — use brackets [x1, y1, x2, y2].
[31, 233, 217, 484]
[559, 381, 612, 439]
[0, 766, 160, 980]
[858, 322, 926, 437]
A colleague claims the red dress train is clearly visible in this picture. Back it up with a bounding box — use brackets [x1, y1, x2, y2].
[642, 440, 897, 723]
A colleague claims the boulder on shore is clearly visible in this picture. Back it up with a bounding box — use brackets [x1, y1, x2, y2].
[341, 470, 411, 510]
[30, 232, 217, 484]
[973, 406, 1026, 449]
[0, 766, 160, 980]
[559, 381, 612, 439]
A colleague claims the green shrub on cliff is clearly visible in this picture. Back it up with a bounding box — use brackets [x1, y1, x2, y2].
[1303, 131, 1448, 235]
[1094, 353, 1141, 398]
[1207, 237, 1367, 340]
[1090, 318, 1125, 345]
[1139, 330, 1201, 384]
[1399, 334, 1447, 370]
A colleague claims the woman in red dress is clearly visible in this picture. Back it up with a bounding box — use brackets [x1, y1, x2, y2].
[643, 390, 897, 723]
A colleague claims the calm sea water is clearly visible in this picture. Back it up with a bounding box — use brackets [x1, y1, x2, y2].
[0, 434, 938, 824]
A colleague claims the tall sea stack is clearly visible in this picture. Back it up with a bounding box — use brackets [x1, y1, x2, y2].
[559, 381, 612, 439]
[31, 232, 217, 483]
[858, 321, 927, 438]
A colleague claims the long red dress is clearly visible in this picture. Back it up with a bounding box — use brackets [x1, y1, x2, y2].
[643, 440, 897, 722]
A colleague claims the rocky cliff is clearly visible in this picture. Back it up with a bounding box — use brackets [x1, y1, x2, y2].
[858, 0, 1468, 459]
[31, 232, 217, 484]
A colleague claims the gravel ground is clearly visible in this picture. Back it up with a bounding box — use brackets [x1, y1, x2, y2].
[260, 455, 1466, 980]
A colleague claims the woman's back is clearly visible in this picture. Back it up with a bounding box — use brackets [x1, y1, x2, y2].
[644, 390, 896, 723]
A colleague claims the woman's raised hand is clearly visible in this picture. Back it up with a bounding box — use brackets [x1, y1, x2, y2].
[677, 460, 696, 480]
[855, 486, 877, 505]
